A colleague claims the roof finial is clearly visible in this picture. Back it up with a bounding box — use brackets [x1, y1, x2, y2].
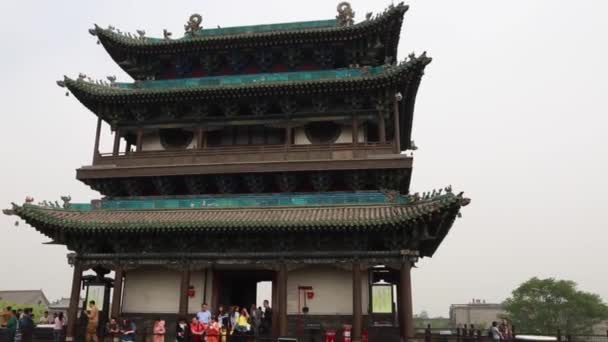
[163, 29, 173, 40]
[336, 2, 355, 27]
[185, 14, 203, 36]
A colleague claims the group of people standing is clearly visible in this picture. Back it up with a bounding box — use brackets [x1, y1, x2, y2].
[178, 301, 273, 342]
[1, 306, 66, 342]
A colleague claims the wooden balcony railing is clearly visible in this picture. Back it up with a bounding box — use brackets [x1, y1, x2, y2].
[93, 143, 398, 168]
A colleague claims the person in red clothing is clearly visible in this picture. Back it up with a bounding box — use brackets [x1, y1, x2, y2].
[206, 319, 220, 342]
[190, 317, 205, 342]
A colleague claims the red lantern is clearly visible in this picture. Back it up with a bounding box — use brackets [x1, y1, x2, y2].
[307, 291, 315, 300]
[187, 285, 196, 298]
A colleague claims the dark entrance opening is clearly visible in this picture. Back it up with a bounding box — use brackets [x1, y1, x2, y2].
[215, 270, 274, 310]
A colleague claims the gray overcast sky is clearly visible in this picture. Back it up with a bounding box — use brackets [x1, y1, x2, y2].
[1, 1, 607, 317]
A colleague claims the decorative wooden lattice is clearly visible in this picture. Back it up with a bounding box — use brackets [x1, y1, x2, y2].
[310, 172, 332, 192]
[215, 175, 238, 194]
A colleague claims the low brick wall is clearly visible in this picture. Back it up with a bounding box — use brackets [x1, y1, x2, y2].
[287, 315, 401, 342]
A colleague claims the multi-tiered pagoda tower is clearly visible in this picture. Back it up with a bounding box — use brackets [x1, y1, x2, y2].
[5, 3, 469, 342]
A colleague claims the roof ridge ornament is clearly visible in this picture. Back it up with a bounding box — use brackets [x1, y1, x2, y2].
[185, 14, 203, 36]
[336, 2, 355, 27]
[163, 29, 173, 40]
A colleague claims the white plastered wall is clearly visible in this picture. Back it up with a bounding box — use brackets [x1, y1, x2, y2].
[122, 268, 181, 313]
[293, 125, 364, 145]
[286, 266, 369, 315]
[121, 267, 214, 314]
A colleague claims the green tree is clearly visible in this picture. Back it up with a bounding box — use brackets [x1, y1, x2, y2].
[503, 277, 608, 335]
[0, 301, 49, 323]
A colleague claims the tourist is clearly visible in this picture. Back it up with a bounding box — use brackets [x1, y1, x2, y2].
[250, 304, 261, 336]
[152, 318, 166, 342]
[19, 309, 35, 342]
[190, 317, 205, 342]
[105, 317, 120, 342]
[40, 311, 52, 325]
[234, 308, 250, 334]
[53, 312, 65, 342]
[196, 303, 212, 326]
[6, 309, 18, 342]
[119, 319, 136, 342]
[77, 310, 89, 342]
[175, 317, 188, 342]
[86, 300, 99, 342]
[489, 321, 503, 341]
[205, 319, 220, 342]
[260, 300, 272, 335]
[229, 306, 240, 331]
[1, 306, 12, 327]
[216, 306, 229, 329]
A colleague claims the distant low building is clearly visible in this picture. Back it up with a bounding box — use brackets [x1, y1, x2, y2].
[450, 299, 505, 329]
[593, 320, 608, 335]
[48, 297, 84, 316]
[0, 290, 50, 307]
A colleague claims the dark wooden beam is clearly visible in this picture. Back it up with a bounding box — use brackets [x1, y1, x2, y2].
[112, 129, 121, 157]
[278, 263, 288, 337]
[197, 127, 205, 149]
[111, 267, 124, 318]
[285, 126, 292, 149]
[393, 96, 401, 154]
[179, 267, 190, 316]
[112, 109, 378, 130]
[211, 270, 221, 317]
[92, 118, 102, 164]
[78, 156, 412, 180]
[352, 262, 363, 342]
[66, 262, 83, 342]
[272, 272, 279, 339]
[378, 111, 386, 143]
[352, 116, 359, 145]
[136, 129, 143, 152]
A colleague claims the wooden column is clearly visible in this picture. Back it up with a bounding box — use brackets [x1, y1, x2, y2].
[179, 267, 191, 316]
[92, 117, 102, 163]
[285, 126, 292, 148]
[399, 261, 414, 340]
[136, 128, 144, 152]
[112, 129, 121, 156]
[272, 272, 279, 339]
[111, 267, 124, 318]
[278, 263, 288, 337]
[352, 262, 363, 342]
[196, 127, 205, 149]
[211, 270, 221, 317]
[352, 116, 359, 145]
[66, 262, 83, 342]
[378, 111, 386, 143]
[393, 96, 401, 153]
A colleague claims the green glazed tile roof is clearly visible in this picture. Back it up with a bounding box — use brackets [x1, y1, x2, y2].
[150, 19, 338, 42]
[92, 4, 408, 48]
[5, 192, 469, 233]
[62, 54, 431, 100]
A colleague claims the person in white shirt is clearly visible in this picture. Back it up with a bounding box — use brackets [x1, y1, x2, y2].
[490, 321, 503, 341]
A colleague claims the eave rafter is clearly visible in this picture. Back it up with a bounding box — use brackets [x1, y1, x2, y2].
[58, 53, 431, 126]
